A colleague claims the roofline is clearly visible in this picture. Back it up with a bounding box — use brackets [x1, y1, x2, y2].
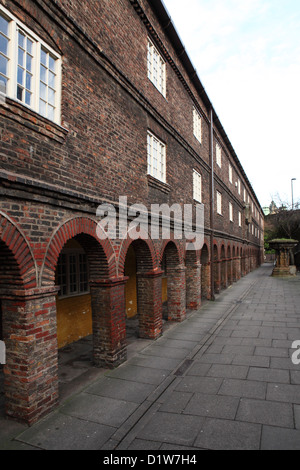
[148, 0, 263, 213]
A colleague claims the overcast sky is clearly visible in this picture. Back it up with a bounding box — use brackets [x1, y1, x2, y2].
[162, 0, 300, 209]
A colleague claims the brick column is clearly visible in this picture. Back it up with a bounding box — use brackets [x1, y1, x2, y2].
[201, 262, 211, 300]
[167, 265, 186, 322]
[186, 262, 201, 310]
[90, 277, 127, 369]
[1, 287, 59, 426]
[137, 269, 163, 340]
[214, 261, 221, 294]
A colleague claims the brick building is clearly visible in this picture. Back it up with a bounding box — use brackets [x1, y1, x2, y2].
[0, 0, 264, 425]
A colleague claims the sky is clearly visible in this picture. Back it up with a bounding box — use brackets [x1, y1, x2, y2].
[162, 0, 300, 210]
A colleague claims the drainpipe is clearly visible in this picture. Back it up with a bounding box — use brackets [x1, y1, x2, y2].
[210, 107, 215, 301]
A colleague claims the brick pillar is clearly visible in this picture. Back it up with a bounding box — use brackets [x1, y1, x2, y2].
[137, 269, 163, 340]
[167, 265, 186, 322]
[214, 261, 221, 294]
[90, 277, 127, 369]
[236, 257, 241, 279]
[2, 287, 59, 426]
[201, 263, 211, 300]
[186, 262, 201, 310]
[227, 259, 233, 285]
[221, 260, 227, 289]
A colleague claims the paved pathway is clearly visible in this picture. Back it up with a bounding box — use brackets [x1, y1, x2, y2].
[1, 264, 300, 450]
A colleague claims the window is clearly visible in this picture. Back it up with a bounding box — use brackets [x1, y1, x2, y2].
[147, 131, 166, 183]
[229, 202, 233, 222]
[239, 211, 242, 227]
[193, 170, 202, 203]
[216, 143, 222, 168]
[229, 164, 233, 184]
[193, 108, 202, 143]
[57, 251, 89, 298]
[147, 38, 166, 97]
[217, 191, 222, 215]
[0, 6, 61, 123]
[238, 179, 241, 195]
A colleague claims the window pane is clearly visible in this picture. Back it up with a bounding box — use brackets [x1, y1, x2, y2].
[0, 35, 8, 56]
[49, 70, 55, 88]
[0, 54, 7, 76]
[27, 38, 33, 54]
[48, 105, 54, 121]
[26, 53, 32, 72]
[17, 66, 23, 85]
[0, 75, 7, 93]
[0, 15, 9, 36]
[41, 48, 47, 66]
[26, 72, 32, 90]
[25, 90, 31, 105]
[18, 47, 24, 66]
[40, 81, 47, 100]
[49, 55, 55, 72]
[18, 31, 25, 48]
[40, 64, 47, 82]
[48, 88, 55, 105]
[17, 85, 23, 101]
[39, 99, 46, 116]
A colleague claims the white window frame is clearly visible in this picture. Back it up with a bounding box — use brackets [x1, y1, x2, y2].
[193, 108, 202, 143]
[229, 164, 233, 184]
[239, 211, 242, 227]
[216, 143, 222, 168]
[217, 191, 222, 215]
[147, 131, 166, 183]
[56, 249, 90, 299]
[238, 179, 241, 195]
[0, 5, 61, 124]
[147, 38, 166, 97]
[193, 169, 202, 203]
[229, 202, 233, 222]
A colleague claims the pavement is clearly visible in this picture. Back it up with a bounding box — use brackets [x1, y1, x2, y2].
[1, 263, 300, 451]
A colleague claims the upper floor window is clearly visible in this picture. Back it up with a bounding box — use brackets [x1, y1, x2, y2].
[217, 191, 222, 215]
[0, 6, 61, 124]
[216, 143, 222, 168]
[229, 202, 233, 222]
[193, 108, 202, 143]
[147, 131, 166, 183]
[229, 164, 233, 184]
[193, 169, 202, 203]
[147, 38, 166, 97]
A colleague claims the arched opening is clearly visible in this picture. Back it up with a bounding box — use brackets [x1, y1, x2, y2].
[124, 239, 156, 340]
[201, 244, 210, 300]
[232, 246, 237, 281]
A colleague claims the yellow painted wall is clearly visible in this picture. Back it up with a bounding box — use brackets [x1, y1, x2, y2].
[56, 294, 92, 349]
[125, 245, 138, 318]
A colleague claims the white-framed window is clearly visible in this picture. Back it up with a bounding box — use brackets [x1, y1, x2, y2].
[147, 38, 166, 97]
[217, 191, 222, 215]
[243, 188, 246, 202]
[239, 211, 242, 227]
[216, 143, 222, 168]
[193, 108, 202, 143]
[229, 164, 233, 184]
[56, 251, 89, 298]
[147, 131, 166, 183]
[229, 202, 233, 222]
[0, 5, 61, 124]
[238, 179, 241, 195]
[193, 169, 202, 203]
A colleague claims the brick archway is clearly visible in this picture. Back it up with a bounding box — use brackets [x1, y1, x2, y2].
[41, 216, 117, 286]
[0, 212, 37, 289]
